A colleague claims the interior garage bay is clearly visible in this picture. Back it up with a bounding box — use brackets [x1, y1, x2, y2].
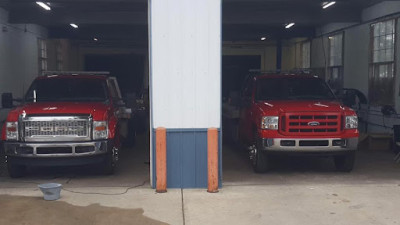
[0, 0, 400, 189]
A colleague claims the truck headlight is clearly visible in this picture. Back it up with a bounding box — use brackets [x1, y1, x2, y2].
[6, 122, 18, 141]
[261, 116, 279, 130]
[93, 121, 108, 140]
[345, 116, 358, 129]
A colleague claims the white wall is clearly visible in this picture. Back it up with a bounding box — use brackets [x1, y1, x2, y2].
[150, 0, 221, 129]
[362, 1, 400, 22]
[317, 23, 358, 36]
[0, 8, 48, 101]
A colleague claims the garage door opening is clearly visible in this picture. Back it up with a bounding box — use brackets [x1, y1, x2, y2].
[0, 2, 151, 188]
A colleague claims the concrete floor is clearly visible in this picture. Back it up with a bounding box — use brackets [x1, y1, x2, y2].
[1, 135, 400, 224]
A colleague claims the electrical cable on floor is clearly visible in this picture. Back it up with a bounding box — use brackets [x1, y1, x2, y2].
[62, 180, 149, 196]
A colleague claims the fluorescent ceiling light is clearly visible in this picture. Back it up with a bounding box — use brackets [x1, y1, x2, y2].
[70, 23, 79, 29]
[261, 37, 267, 41]
[36, 2, 51, 11]
[285, 23, 295, 29]
[322, 1, 336, 9]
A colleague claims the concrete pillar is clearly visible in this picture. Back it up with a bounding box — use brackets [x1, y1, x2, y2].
[149, 0, 222, 188]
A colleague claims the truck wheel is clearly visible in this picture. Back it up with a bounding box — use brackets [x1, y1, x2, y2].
[123, 120, 136, 147]
[251, 132, 270, 173]
[334, 151, 355, 172]
[251, 146, 269, 173]
[123, 129, 136, 147]
[7, 160, 26, 178]
[101, 153, 116, 175]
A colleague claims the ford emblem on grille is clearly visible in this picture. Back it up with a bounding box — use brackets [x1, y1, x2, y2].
[308, 121, 320, 126]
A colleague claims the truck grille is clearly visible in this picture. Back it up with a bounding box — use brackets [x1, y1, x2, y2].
[22, 116, 91, 142]
[281, 113, 342, 136]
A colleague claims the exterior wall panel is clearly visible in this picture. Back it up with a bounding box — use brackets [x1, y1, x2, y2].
[150, 0, 221, 129]
[149, 0, 222, 188]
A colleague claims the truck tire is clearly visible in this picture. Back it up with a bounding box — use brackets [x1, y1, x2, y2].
[101, 153, 116, 175]
[252, 148, 269, 173]
[392, 125, 400, 154]
[334, 151, 355, 172]
[124, 130, 136, 147]
[7, 160, 26, 178]
[251, 132, 270, 173]
[123, 120, 136, 147]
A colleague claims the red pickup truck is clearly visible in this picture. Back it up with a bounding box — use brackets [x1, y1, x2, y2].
[1, 72, 132, 177]
[238, 74, 359, 173]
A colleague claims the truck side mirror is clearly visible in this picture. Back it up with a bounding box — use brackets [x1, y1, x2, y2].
[2, 93, 13, 108]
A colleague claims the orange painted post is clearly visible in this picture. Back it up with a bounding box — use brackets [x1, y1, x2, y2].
[156, 127, 167, 193]
[207, 128, 219, 193]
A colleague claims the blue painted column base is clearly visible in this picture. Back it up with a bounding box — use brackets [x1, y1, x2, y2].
[152, 129, 222, 189]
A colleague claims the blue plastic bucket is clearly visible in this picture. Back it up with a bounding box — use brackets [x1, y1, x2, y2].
[38, 183, 62, 201]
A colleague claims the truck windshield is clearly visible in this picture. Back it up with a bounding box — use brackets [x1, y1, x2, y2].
[25, 78, 108, 102]
[255, 77, 336, 101]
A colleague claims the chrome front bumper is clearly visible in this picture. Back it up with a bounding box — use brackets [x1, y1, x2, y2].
[3, 140, 112, 158]
[258, 137, 358, 153]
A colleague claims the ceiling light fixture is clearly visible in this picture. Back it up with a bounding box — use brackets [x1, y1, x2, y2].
[94, 38, 98, 41]
[285, 23, 295, 29]
[70, 23, 79, 29]
[322, 1, 336, 9]
[36, 2, 51, 11]
[261, 37, 267, 41]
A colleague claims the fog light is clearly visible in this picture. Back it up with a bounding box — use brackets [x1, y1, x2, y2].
[332, 139, 346, 147]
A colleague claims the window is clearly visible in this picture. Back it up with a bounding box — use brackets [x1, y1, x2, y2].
[301, 41, 311, 69]
[328, 33, 344, 90]
[255, 77, 335, 101]
[38, 39, 47, 74]
[369, 19, 396, 105]
[25, 78, 108, 102]
[56, 41, 63, 71]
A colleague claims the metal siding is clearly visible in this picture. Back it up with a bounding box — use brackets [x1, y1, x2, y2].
[195, 132, 208, 187]
[150, 0, 221, 129]
[151, 129, 219, 188]
[181, 132, 197, 188]
[166, 132, 183, 188]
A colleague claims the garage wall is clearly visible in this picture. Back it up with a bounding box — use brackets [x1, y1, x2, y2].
[0, 7, 48, 106]
[309, 2, 400, 134]
[282, 38, 309, 71]
[222, 41, 277, 71]
[362, 1, 400, 22]
[343, 24, 370, 99]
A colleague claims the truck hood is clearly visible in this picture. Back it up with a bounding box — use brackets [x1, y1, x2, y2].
[6, 102, 111, 121]
[255, 100, 352, 114]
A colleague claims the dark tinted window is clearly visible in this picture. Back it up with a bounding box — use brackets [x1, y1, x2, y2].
[25, 78, 108, 102]
[256, 77, 335, 101]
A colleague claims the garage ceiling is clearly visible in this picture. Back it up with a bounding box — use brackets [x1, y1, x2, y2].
[0, 0, 385, 45]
